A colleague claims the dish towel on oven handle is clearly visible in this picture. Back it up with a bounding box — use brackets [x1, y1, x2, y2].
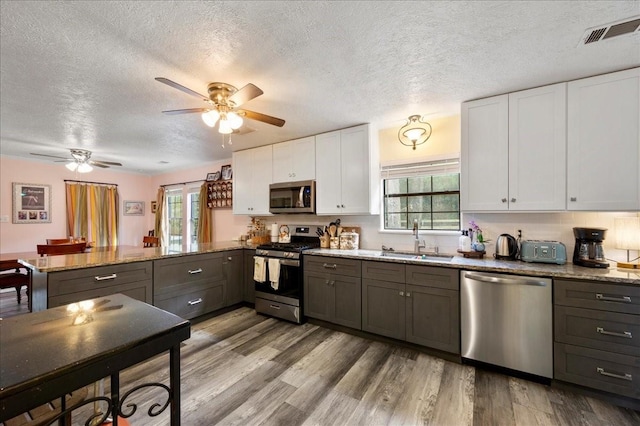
[268, 258, 281, 290]
[253, 256, 266, 283]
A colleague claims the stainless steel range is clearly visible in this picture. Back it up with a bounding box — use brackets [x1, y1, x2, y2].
[253, 225, 319, 324]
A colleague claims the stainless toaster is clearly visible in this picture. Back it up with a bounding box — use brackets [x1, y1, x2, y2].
[520, 240, 567, 264]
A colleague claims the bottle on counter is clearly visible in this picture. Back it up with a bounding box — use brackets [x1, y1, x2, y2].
[460, 230, 472, 251]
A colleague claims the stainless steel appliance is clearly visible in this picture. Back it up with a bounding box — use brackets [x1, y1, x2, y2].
[520, 240, 567, 264]
[572, 227, 609, 268]
[269, 180, 315, 214]
[461, 270, 553, 378]
[494, 234, 518, 260]
[254, 225, 319, 323]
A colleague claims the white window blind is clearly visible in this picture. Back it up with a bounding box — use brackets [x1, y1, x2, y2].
[381, 158, 460, 179]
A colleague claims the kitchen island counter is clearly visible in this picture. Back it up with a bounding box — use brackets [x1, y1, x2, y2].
[16, 241, 252, 273]
[304, 248, 640, 285]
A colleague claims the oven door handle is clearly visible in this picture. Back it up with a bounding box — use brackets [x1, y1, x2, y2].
[255, 256, 300, 267]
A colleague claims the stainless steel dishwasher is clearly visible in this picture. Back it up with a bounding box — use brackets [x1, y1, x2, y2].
[461, 270, 553, 378]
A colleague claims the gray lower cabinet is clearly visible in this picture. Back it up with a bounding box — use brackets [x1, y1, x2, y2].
[223, 250, 244, 306]
[304, 256, 361, 329]
[554, 279, 640, 399]
[243, 249, 256, 303]
[154, 253, 225, 319]
[47, 261, 153, 308]
[362, 262, 460, 354]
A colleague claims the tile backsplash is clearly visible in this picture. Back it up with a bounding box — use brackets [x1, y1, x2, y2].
[259, 211, 639, 265]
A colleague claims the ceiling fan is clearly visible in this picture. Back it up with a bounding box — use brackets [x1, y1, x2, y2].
[30, 149, 122, 173]
[155, 77, 285, 134]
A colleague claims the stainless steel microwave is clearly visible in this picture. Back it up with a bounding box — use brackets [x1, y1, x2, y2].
[269, 180, 315, 214]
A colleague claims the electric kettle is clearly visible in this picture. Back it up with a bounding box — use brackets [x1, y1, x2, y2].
[495, 234, 518, 260]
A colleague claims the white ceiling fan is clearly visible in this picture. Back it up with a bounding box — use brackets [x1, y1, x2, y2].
[30, 149, 122, 173]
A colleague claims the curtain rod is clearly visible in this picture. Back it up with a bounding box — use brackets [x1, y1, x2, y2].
[160, 179, 204, 188]
[64, 179, 118, 186]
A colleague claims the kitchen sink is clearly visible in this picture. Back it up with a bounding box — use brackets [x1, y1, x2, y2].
[378, 251, 453, 262]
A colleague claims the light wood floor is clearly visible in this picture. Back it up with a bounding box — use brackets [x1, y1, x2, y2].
[67, 306, 638, 426]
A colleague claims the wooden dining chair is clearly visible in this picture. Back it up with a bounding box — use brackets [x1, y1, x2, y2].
[143, 236, 159, 247]
[37, 242, 87, 256]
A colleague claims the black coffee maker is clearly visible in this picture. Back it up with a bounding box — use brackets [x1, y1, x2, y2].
[572, 227, 609, 268]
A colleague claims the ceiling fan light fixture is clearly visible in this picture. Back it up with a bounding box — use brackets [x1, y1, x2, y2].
[66, 162, 78, 171]
[398, 115, 432, 150]
[202, 110, 220, 127]
[218, 119, 233, 134]
[77, 163, 93, 173]
[227, 111, 243, 129]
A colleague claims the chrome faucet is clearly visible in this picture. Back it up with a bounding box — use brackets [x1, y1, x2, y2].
[413, 219, 426, 254]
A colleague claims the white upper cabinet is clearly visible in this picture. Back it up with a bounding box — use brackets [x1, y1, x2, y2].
[461, 94, 509, 211]
[567, 67, 640, 211]
[508, 83, 567, 211]
[461, 83, 567, 211]
[315, 124, 380, 215]
[272, 136, 316, 183]
[232, 144, 273, 215]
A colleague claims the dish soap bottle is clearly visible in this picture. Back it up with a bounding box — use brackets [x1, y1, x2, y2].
[460, 230, 471, 251]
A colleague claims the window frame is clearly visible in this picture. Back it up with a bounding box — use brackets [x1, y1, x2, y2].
[380, 158, 461, 234]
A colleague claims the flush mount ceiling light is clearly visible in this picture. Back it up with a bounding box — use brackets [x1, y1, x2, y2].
[65, 149, 94, 173]
[398, 115, 432, 150]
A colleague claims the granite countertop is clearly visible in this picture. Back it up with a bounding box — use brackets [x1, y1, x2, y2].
[15, 242, 640, 285]
[18, 241, 253, 273]
[304, 248, 640, 285]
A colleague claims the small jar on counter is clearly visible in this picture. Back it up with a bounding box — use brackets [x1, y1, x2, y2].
[339, 231, 359, 250]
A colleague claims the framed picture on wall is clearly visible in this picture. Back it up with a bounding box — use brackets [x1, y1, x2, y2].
[221, 164, 232, 180]
[12, 182, 52, 224]
[123, 200, 144, 216]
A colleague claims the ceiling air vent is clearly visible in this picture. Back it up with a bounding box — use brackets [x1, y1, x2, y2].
[579, 16, 640, 46]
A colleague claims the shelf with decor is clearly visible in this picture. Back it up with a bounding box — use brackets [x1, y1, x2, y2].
[207, 180, 233, 209]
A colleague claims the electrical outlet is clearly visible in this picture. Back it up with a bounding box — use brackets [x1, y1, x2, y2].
[0, 215, 9, 223]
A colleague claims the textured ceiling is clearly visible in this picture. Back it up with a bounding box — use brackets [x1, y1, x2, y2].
[1, 1, 639, 174]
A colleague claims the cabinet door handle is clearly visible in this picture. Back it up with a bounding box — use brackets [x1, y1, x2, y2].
[188, 298, 203, 306]
[227, 257, 233, 261]
[501, 198, 507, 203]
[341, 204, 345, 208]
[511, 198, 516, 203]
[330, 280, 335, 287]
[406, 292, 411, 297]
[399, 291, 404, 296]
[322, 263, 337, 269]
[94, 273, 117, 281]
[336, 204, 340, 208]
[188, 268, 203, 274]
[269, 304, 281, 310]
[596, 327, 632, 339]
[596, 293, 631, 303]
[570, 197, 577, 202]
[596, 367, 632, 381]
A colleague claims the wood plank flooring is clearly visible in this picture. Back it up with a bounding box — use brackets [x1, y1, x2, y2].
[66, 307, 639, 426]
[0, 287, 29, 318]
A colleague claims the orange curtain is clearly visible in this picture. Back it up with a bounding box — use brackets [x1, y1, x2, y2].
[154, 187, 166, 246]
[89, 185, 119, 247]
[197, 183, 213, 244]
[66, 182, 118, 247]
[65, 183, 88, 239]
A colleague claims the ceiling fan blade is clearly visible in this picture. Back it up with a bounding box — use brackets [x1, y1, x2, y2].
[229, 83, 263, 107]
[238, 109, 285, 127]
[30, 152, 71, 160]
[90, 162, 110, 168]
[91, 160, 122, 167]
[162, 108, 210, 115]
[155, 77, 208, 101]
